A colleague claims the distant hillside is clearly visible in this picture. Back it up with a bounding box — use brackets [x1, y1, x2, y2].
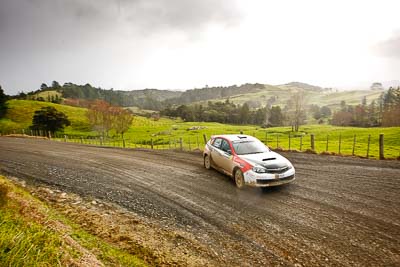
[163, 83, 265, 105]
[15, 81, 386, 112]
[60, 83, 181, 110]
[195, 82, 383, 110]
[277, 82, 326, 92]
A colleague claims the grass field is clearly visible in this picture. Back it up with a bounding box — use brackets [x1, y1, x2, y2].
[1, 100, 399, 159]
[0, 175, 147, 266]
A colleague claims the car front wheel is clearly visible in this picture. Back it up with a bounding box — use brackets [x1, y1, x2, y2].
[204, 155, 211, 169]
[234, 169, 245, 189]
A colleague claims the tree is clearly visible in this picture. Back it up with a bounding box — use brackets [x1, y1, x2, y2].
[30, 107, 70, 135]
[367, 100, 378, 127]
[87, 100, 113, 137]
[269, 106, 284, 126]
[110, 107, 133, 138]
[382, 87, 400, 126]
[51, 81, 61, 89]
[340, 100, 347, 112]
[239, 103, 250, 124]
[331, 111, 353, 126]
[40, 83, 48, 90]
[370, 82, 383, 90]
[0, 85, 8, 118]
[320, 106, 331, 118]
[286, 91, 307, 131]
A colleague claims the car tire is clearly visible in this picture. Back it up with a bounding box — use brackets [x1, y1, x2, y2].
[234, 169, 245, 189]
[204, 155, 211, 169]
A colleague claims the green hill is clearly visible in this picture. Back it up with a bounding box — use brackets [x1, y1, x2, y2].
[0, 100, 91, 135]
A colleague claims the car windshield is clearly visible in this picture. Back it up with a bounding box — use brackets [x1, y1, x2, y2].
[232, 140, 269, 155]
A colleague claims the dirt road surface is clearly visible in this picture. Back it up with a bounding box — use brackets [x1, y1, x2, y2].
[1, 137, 399, 266]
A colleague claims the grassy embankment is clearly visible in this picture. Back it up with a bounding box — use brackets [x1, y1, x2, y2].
[0, 175, 147, 266]
[1, 100, 399, 159]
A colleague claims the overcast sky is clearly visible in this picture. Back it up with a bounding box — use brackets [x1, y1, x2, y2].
[0, 0, 399, 95]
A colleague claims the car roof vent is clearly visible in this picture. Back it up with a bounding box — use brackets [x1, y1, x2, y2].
[262, 158, 276, 161]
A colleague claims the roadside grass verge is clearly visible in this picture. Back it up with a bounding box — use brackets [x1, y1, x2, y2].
[0, 175, 147, 267]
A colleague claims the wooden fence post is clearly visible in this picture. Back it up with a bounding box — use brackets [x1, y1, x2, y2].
[203, 134, 208, 144]
[188, 137, 191, 150]
[48, 131, 51, 139]
[64, 135, 67, 142]
[22, 129, 25, 135]
[123, 138, 126, 148]
[311, 134, 315, 151]
[338, 134, 342, 154]
[352, 134, 356, 156]
[80, 137, 83, 144]
[240, 131, 243, 134]
[288, 133, 291, 150]
[379, 134, 384, 160]
[169, 138, 171, 149]
[300, 135, 303, 151]
[366, 134, 371, 158]
[180, 137, 183, 151]
[326, 135, 329, 151]
[265, 131, 268, 145]
[151, 139, 154, 149]
[276, 135, 279, 148]
[197, 135, 199, 149]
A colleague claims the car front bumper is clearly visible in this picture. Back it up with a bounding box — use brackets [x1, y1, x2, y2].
[243, 168, 296, 187]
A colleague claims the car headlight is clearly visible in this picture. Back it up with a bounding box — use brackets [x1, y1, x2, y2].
[252, 165, 267, 173]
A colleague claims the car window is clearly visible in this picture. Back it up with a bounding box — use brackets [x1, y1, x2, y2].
[232, 140, 269, 155]
[220, 139, 231, 153]
[212, 138, 222, 148]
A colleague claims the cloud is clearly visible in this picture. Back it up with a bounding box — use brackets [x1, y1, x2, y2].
[374, 31, 400, 59]
[0, 0, 242, 94]
[0, 0, 241, 34]
[120, 0, 242, 33]
[0, 0, 242, 52]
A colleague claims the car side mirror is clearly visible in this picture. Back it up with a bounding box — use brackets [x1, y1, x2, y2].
[226, 149, 232, 155]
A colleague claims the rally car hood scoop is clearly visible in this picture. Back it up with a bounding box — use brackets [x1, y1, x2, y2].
[241, 151, 288, 168]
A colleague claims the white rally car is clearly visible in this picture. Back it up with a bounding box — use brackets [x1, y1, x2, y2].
[203, 134, 295, 188]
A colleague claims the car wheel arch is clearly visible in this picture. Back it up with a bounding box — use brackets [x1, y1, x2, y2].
[232, 166, 241, 178]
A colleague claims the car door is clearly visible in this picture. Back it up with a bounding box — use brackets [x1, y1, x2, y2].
[212, 138, 234, 174]
[210, 138, 223, 169]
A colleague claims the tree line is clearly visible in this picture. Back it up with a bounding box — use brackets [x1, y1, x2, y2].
[0, 85, 8, 119]
[14, 81, 268, 111]
[331, 87, 400, 127]
[161, 99, 287, 127]
[14, 81, 179, 110]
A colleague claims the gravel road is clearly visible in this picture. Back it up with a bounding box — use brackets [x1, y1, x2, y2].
[1, 137, 399, 266]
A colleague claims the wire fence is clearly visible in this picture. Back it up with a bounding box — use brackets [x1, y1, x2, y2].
[1, 129, 396, 160]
